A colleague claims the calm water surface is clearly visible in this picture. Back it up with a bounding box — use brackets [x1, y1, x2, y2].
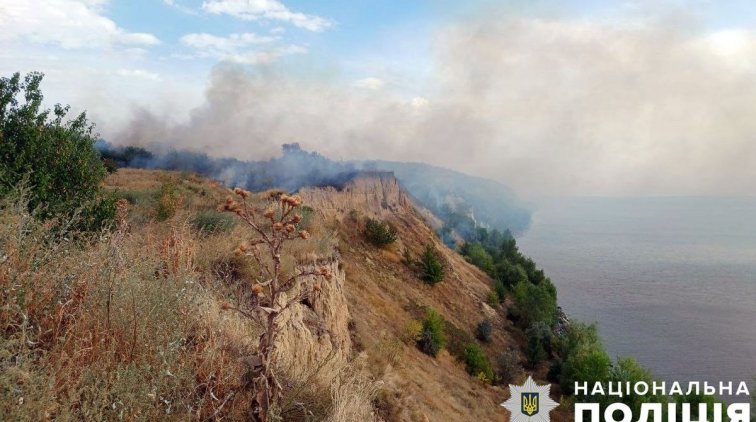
[517, 197, 756, 397]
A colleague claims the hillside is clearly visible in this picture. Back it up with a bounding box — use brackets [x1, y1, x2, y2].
[0, 167, 564, 421]
[97, 143, 532, 238]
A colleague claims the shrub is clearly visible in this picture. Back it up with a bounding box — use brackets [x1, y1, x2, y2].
[493, 280, 506, 303]
[462, 343, 494, 383]
[525, 335, 546, 368]
[525, 321, 553, 356]
[154, 181, 181, 221]
[603, 357, 667, 415]
[0, 72, 112, 230]
[419, 245, 444, 284]
[497, 350, 522, 385]
[558, 323, 612, 395]
[401, 319, 423, 344]
[475, 319, 493, 343]
[190, 211, 234, 235]
[417, 308, 446, 357]
[511, 279, 557, 328]
[487, 290, 500, 307]
[443, 320, 475, 361]
[364, 218, 397, 246]
[460, 242, 495, 275]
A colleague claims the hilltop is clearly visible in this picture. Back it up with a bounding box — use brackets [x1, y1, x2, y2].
[0, 165, 566, 420]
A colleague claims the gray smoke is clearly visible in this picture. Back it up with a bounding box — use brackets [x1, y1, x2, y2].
[114, 14, 756, 197]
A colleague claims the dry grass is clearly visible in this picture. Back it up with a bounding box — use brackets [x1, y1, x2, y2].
[0, 170, 382, 421]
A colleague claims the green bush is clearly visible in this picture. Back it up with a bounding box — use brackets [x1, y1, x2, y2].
[462, 343, 494, 382]
[0, 72, 112, 230]
[497, 350, 522, 385]
[525, 321, 553, 366]
[558, 323, 612, 395]
[601, 357, 667, 415]
[190, 211, 234, 235]
[417, 308, 446, 357]
[419, 245, 444, 284]
[511, 279, 557, 328]
[364, 218, 397, 246]
[476, 319, 493, 343]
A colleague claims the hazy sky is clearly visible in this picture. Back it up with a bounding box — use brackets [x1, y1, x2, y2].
[1, 0, 756, 197]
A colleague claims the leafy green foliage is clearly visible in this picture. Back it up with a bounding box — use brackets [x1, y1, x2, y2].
[512, 279, 558, 328]
[417, 308, 446, 357]
[557, 323, 612, 396]
[190, 211, 235, 235]
[524, 321, 552, 368]
[475, 319, 493, 343]
[419, 245, 444, 284]
[600, 357, 668, 415]
[0, 72, 112, 230]
[462, 343, 494, 382]
[460, 228, 557, 329]
[364, 217, 397, 246]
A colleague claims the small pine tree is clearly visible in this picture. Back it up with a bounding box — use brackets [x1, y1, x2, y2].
[417, 308, 446, 357]
[476, 319, 493, 343]
[364, 218, 397, 246]
[420, 245, 444, 284]
[462, 343, 494, 382]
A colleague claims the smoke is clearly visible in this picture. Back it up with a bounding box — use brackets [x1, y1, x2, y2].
[114, 14, 756, 197]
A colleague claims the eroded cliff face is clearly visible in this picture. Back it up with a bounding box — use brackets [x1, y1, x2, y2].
[299, 172, 413, 220]
[301, 172, 518, 421]
[273, 258, 352, 370]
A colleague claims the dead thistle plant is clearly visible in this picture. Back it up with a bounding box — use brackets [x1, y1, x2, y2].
[220, 188, 332, 422]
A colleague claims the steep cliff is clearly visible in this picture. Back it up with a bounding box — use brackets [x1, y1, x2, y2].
[300, 172, 520, 421]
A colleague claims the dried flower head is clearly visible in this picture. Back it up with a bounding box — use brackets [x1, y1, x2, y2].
[285, 224, 295, 233]
[251, 284, 264, 296]
[272, 222, 283, 231]
[263, 209, 275, 219]
[299, 230, 310, 240]
[285, 195, 302, 207]
[233, 187, 251, 198]
[290, 214, 302, 224]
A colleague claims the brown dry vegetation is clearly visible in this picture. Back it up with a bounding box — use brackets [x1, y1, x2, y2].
[1, 168, 568, 421]
[0, 170, 380, 421]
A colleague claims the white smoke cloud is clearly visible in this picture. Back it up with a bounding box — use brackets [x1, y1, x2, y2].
[115, 16, 756, 197]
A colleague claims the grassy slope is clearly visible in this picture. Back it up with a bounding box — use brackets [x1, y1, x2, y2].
[1, 168, 568, 421]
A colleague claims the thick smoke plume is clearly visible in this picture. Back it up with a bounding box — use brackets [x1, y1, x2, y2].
[115, 15, 756, 197]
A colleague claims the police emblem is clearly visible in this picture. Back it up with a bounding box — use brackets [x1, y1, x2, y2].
[521, 392, 539, 415]
[501, 376, 558, 422]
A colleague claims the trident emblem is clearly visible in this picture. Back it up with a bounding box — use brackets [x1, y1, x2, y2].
[521, 392, 539, 416]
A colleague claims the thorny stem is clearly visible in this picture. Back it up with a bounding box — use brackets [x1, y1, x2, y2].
[221, 189, 331, 422]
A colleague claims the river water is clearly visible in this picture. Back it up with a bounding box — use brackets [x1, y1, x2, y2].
[517, 197, 756, 398]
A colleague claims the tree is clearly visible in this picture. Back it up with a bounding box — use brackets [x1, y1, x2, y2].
[476, 319, 493, 343]
[463, 343, 494, 382]
[419, 245, 444, 284]
[0, 72, 113, 229]
[364, 217, 397, 246]
[511, 279, 557, 328]
[417, 307, 446, 357]
[221, 189, 332, 422]
[558, 323, 612, 395]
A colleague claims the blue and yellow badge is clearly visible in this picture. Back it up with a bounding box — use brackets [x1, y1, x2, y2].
[501, 376, 558, 421]
[521, 392, 539, 416]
